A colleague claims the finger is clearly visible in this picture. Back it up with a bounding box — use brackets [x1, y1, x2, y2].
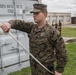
[1, 25, 8, 32]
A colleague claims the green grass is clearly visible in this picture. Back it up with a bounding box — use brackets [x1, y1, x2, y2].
[8, 67, 31, 75]
[63, 43, 76, 75]
[62, 27, 76, 37]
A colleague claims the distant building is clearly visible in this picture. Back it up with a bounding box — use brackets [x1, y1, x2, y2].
[70, 11, 76, 24]
[47, 12, 71, 25]
[71, 17, 76, 24]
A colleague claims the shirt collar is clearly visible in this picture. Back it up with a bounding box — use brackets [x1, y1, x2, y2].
[35, 22, 49, 32]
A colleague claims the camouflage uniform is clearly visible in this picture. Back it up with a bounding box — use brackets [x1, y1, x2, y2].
[9, 20, 67, 75]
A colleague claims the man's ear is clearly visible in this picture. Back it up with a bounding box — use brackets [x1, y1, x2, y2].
[44, 12, 47, 17]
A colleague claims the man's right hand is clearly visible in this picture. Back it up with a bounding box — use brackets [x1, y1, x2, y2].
[1, 23, 11, 32]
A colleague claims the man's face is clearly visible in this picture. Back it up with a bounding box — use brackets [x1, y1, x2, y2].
[33, 12, 46, 23]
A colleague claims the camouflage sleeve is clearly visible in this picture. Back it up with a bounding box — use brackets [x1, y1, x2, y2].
[50, 29, 67, 73]
[8, 19, 34, 34]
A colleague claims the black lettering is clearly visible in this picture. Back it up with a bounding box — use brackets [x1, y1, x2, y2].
[0, 4, 6, 8]
[20, 5, 22, 8]
[11, 5, 14, 8]
[16, 5, 22, 8]
[8, 9, 14, 13]
[16, 5, 19, 8]
[7, 5, 14, 8]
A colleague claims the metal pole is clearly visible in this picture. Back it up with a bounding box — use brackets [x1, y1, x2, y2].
[13, 0, 21, 66]
[0, 43, 4, 71]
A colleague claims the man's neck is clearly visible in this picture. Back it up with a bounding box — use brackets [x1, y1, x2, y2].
[37, 20, 46, 28]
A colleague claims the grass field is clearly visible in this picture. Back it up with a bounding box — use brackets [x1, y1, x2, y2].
[8, 27, 76, 75]
[63, 42, 76, 75]
[62, 27, 76, 37]
[8, 67, 31, 75]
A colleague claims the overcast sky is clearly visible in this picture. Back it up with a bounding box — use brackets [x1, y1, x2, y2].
[42, 0, 76, 16]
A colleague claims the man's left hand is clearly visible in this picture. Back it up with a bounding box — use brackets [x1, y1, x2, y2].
[55, 71, 62, 75]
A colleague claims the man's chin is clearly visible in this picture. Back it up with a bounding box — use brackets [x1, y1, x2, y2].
[34, 21, 38, 23]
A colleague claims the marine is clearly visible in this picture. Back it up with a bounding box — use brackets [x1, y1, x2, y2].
[1, 3, 67, 75]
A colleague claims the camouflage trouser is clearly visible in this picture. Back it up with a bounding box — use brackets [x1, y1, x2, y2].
[30, 58, 54, 75]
